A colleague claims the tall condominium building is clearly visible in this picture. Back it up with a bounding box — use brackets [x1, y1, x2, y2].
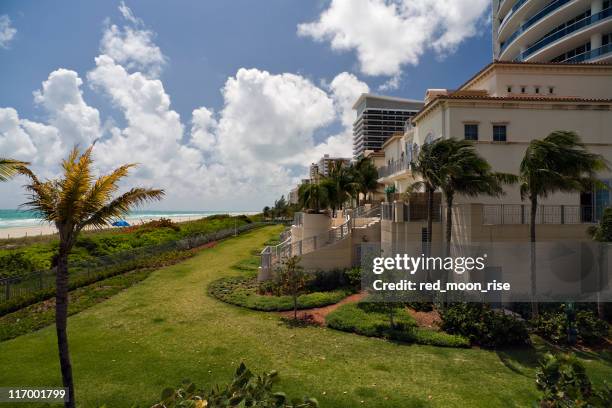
[317, 154, 351, 177]
[309, 163, 319, 181]
[493, 0, 612, 63]
[352, 94, 423, 159]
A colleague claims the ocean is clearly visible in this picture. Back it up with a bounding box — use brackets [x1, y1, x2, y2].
[0, 209, 256, 229]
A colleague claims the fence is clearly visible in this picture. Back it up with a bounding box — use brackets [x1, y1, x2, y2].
[0, 222, 272, 305]
[482, 205, 595, 225]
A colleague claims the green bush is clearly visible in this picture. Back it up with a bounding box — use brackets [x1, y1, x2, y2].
[152, 363, 318, 408]
[440, 303, 529, 348]
[326, 302, 469, 348]
[532, 309, 609, 346]
[208, 275, 349, 311]
[535, 353, 612, 407]
[304, 267, 361, 292]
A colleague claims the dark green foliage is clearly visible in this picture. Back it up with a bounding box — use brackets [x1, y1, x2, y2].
[0, 215, 254, 279]
[440, 303, 529, 348]
[208, 275, 349, 311]
[532, 309, 609, 345]
[152, 363, 318, 407]
[406, 302, 434, 312]
[326, 302, 470, 348]
[535, 353, 612, 407]
[306, 267, 361, 292]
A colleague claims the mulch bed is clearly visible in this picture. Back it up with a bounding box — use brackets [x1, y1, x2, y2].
[279, 292, 367, 326]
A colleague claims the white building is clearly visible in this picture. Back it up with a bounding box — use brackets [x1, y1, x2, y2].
[493, 0, 612, 63]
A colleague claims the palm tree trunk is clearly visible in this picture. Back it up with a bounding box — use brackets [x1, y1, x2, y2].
[445, 194, 453, 253]
[530, 195, 539, 318]
[56, 241, 75, 408]
[427, 186, 434, 245]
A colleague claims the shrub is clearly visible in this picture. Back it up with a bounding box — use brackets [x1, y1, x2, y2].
[535, 353, 612, 407]
[532, 309, 609, 345]
[152, 363, 318, 408]
[305, 267, 361, 293]
[326, 302, 469, 348]
[209, 275, 349, 311]
[440, 303, 529, 348]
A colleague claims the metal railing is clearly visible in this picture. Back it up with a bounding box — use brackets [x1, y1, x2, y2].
[261, 205, 382, 275]
[378, 158, 411, 178]
[498, 0, 528, 37]
[563, 42, 612, 62]
[516, 7, 612, 60]
[0, 222, 271, 304]
[500, 0, 573, 55]
[293, 212, 304, 226]
[482, 205, 596, 225]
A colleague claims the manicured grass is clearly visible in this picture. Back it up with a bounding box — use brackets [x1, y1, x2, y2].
[325, 302, 470, 348]
[0, 225, 610, 408]
[209, 275, 350, 311]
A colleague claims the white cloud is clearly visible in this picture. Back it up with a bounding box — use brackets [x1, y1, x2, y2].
[100, 23, 165, 77]
[0, 3, 373, 210]
[118, 1, 142, 26]
[190, 107, 217, 151]
[0, 15, 17, 49]
[33, 69, 102, 148]
[298, 0, 489, 76]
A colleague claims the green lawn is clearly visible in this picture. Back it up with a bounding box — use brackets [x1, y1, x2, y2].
[0, 225, 610, 407]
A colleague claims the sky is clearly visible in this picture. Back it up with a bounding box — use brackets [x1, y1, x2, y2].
[0, 0, 493, 211]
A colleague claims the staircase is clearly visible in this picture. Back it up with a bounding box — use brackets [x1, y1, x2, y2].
[259, 205, 380, 280]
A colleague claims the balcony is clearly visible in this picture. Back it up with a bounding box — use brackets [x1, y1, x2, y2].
[498, 0, 529, 37]
[378, 158, 411, 179]
[562, 42, 612, 62]
[499, 0, 574, 55]
[516, 7, 612, 61]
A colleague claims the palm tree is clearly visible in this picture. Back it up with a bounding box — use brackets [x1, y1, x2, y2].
[352, 157, 379, 206]
[435, 139, 516, 249]
[519, 131, 608, 317]
[298, 182, 328, 213]
[0, 158, 28, 181]
[408, 141, 444, 247]
[19, 146, 164, 408]
[322, 160, 354, 214]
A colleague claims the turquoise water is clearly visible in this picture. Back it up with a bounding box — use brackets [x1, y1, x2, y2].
[0, 209, 254, 229]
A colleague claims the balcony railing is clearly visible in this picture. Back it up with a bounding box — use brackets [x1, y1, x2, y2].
[500, 0, 573, 54]
[482, 204, 597, 225]
[563, 42, 612, 62]
[378, 158, 411, 178]
[498, 0, 528, 36]
[516, 7, 612, 60]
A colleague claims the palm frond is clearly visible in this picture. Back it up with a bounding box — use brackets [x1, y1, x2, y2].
[0, 158, 29, 182]
[80, 187, 165, 229]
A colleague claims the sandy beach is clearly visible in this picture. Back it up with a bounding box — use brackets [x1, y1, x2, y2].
[0, 215, 205, 239]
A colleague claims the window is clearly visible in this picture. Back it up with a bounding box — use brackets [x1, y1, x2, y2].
[535, 87, 540, 94]
[464, 124, 479, 141]
[549, 86, 555, 94]
[507, 86, 512, 93]
[493, 125, 507, 142]
[521, 86, 526, 93]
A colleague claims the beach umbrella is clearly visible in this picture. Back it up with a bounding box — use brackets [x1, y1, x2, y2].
[112, 220, 130, 227]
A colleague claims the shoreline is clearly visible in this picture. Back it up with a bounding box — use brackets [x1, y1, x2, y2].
[0, 214, 250, 239]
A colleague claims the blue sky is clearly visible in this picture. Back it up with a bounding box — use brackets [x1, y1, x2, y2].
[0, 0, 493, 210]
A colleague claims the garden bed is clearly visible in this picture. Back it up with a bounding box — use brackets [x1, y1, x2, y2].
[325, 301, 470, 348]
[208, 274, 351, 311]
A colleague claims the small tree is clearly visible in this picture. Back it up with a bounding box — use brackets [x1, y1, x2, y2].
[19, 146, 164, 408]
[275, 256, 306, 319]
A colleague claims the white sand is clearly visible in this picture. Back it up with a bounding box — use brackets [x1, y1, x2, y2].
[0, 215, 205, 239]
